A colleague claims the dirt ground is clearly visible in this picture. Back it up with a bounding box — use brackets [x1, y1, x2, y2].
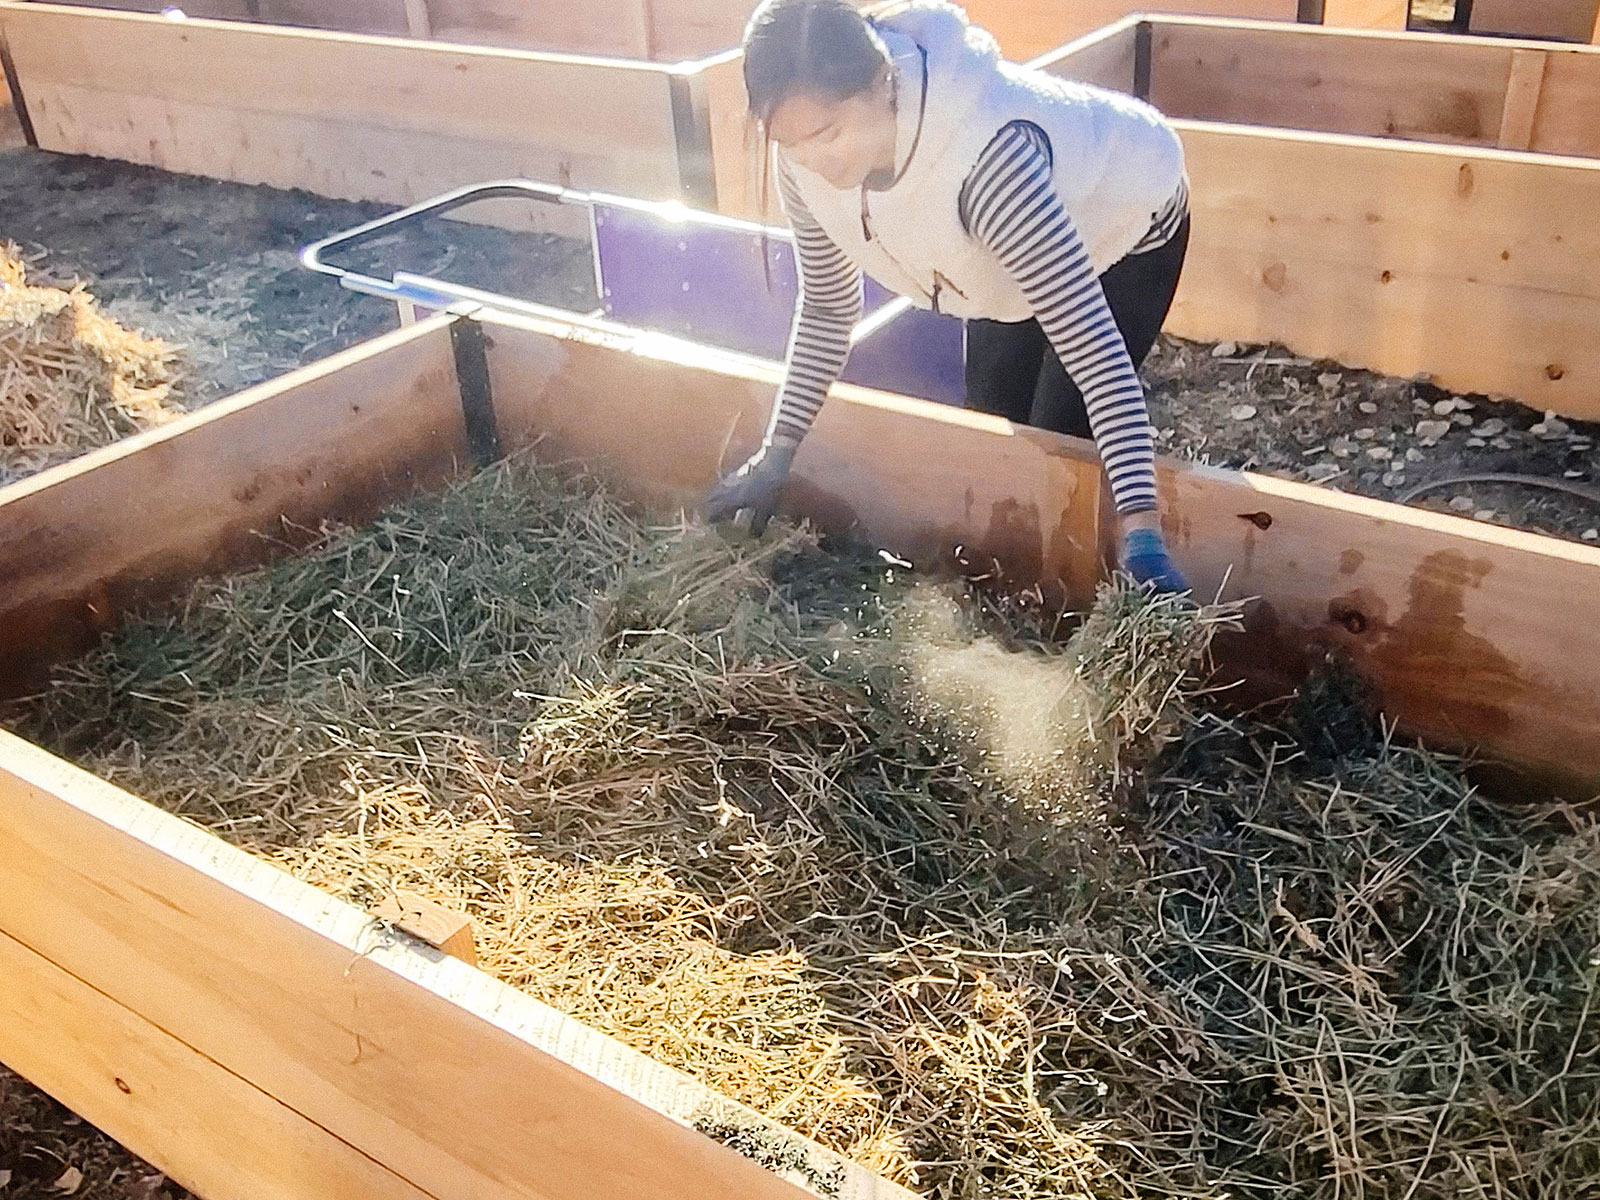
[2, 137, 1598, 1194]
[1142, 338, 1600, 544]
[0, 149, 597, 414]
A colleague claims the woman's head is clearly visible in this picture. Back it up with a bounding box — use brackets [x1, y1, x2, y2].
[743, 0, 898, 189]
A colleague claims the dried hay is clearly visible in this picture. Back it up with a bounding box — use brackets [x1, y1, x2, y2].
[12, 457, 1600, 1199]
[0, 243, 181, 483]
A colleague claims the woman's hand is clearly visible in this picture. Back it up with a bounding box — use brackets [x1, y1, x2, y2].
[1119, 515, 1189, 594]
[704, 442, 798, 534]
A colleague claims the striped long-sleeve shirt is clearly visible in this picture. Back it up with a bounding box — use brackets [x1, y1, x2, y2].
[766, 120, 1186, 515]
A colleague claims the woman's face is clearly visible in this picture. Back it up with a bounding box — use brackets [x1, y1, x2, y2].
[767, 83, 896, 190]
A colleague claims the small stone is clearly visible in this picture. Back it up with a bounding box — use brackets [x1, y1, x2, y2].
[1211, 341, 1238, 358]
[1452, 397, 1476, 412]
[1571, 438, 1594, 450]
[1432, 398, 1456, 416]
[1318, 372, 1342, 393]
[1532, 413, 1573, 440]
[1474, 418, 1507, 437]
[1474, 510, 1497, 522]
[1366, 446, 1393, 460]
[1405, 448, 1425, 463]
[1566, 470, 1587, 480]
[1582, 529, 1599, 542]
[1358, 401, 1379, 414]
[1414, 419, 1451, 443]
[1452, 413, 1474, 426]
[1354, 427, 1377, 440]
[1449, 495, 1476, 513]
[1492, 437, 1513, 451]
[1229, 404, 1257, 421]
[1382, 471, 1406, 488]
[1467, 437, 1486, 448]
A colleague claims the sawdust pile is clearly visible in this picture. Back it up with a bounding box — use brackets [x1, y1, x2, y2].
[0, 243, 181, 484]
[13, 459, 1600, 1199]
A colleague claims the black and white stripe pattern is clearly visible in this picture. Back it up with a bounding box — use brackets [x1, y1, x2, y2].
[961, 120, 1163, 513]
[770, 122, 1183, 514]
[767, 163, 864, 445]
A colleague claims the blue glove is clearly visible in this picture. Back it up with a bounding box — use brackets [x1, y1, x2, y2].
[704, 441, 797, 534]
[1121, 527, 1190, 594]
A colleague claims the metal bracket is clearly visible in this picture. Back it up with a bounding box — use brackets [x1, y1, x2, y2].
[449, 317, 501, 468]
[1133, 21, 1153, 101]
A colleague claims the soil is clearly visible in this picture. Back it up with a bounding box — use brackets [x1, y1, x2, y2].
[2, 138, 1598, 1193]
[0, 1067, 187, 1200]
[1141, 337, 1600, 545]
[0, 149, 597, 414]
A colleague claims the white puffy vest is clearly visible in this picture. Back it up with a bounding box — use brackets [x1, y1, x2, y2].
[781, 1, 1186, 322]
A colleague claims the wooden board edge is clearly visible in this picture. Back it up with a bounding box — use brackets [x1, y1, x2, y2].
[475, 306, 1600, 569]
[0, 0, 688, 72]
[1023, 12, 1143, 72]
[1143, 9, 1600, 53]
[474, 307, 1600, 794]
[0, 727, 916, 1200]
[0, 926, 438, 1200]
[0, 316, 456, 509]
[0, 316, 467, 698]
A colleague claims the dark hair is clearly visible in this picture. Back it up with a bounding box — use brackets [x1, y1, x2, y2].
[742, 0, 891, 125]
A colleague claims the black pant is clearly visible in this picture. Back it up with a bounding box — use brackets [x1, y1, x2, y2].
[964, 215, 1190, 438]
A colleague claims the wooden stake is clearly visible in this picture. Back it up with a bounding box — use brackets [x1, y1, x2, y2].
[1497, 49, 1547, 151]
[372, 891, 478, 965]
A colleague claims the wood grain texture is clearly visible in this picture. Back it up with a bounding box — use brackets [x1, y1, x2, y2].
[0, 728, 915, 1200]
[0, 318, 466, 697]
[1143, 18, 1600, 157]
[0, 3, 685, 211]
[479, 308, 1600, 794]
[1319, 0, 1408, 29]
[1469, 0, 1600, 43]
[0, 927, 437, 1200]
[1497, 49, 1548, 149]
[1166, 122, 1600, 420]
[958, 0, 1299, 64]
[1023, 16, 1139, 86]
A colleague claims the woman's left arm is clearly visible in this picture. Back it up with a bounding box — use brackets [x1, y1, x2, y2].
[962, 122, 1186, 591]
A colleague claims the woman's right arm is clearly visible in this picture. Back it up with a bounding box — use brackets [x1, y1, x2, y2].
[765, 160, 864, 446]
[705, 162, 862, 528]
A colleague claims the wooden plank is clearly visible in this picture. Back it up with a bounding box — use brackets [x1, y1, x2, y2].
[1470, 0, 1600, 43]
[255, 0, 411, 35]
[1023, 15, 1140, 88]
[0, 85, 23, 150]
[402, 0, 429, 38]
[0, 729, 914, 1200]
[486, 313, 1111, 602]
[958, 0, 1299, 64]
[1167, 121, 1600, 420]
[1525, 45, 1600, 155]
[646, 0, 749, 63]
[40, 0, 256, 15]
[0, 4, 686, 213]
[425, 0, 653, 58]
[0, 318, 466, 698]
[476, 308, 1600, 794]
[1141, 18, 1600, 157]
[1319, 0, 1408, 29]
[0, 927, 438, 1200]
[699, 49, 778, 221]
[1147, 18, 1518, 146]
[1497, 48, 1549, 149]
